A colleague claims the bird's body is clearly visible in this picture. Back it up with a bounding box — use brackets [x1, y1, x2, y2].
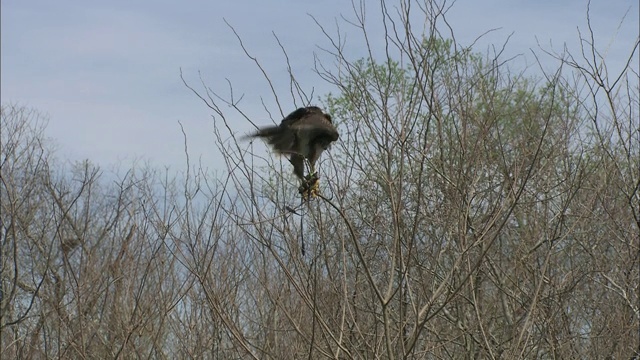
[248, 106, 338, 196]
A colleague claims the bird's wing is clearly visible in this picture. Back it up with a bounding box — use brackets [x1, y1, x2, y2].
[246, 124, 297, 155]
[280, 107, 310, 128]
[292, 113, 339, 141]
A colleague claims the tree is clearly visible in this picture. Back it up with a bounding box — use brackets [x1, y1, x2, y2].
[2, 0, 638, 358]
[182, 0, 638, 357]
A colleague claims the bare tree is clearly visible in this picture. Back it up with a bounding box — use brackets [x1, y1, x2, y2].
[1, 105, 200, 357]
[181, 0, 638, 358]
[2, 0, 637, 358]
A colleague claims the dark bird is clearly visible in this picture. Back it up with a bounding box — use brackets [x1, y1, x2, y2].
[247, 106, 339, 197]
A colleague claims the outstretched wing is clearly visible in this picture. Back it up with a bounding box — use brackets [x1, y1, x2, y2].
[247, 107, 317, 154]
[248, 125, 296, 155]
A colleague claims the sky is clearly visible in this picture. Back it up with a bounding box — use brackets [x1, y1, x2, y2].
[2, 0, 638, 173]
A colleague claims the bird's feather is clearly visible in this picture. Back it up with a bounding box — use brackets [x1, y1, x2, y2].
[246, 106, 338, 180]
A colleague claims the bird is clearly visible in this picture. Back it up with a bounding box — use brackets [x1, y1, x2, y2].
[247, 106, 339, 198]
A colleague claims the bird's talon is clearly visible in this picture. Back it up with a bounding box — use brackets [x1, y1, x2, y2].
[299, 174, 320, 200]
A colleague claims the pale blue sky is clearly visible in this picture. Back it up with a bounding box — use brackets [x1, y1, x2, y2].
[2, 0, 637, 171]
